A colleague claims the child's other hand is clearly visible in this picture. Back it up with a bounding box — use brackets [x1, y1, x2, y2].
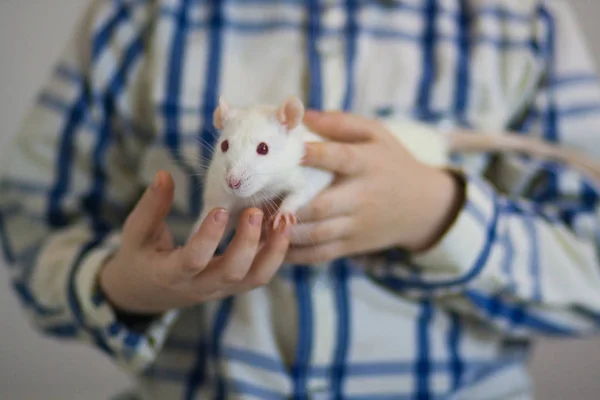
[99, 171, 291, 315]
[285, 111, 463, 265]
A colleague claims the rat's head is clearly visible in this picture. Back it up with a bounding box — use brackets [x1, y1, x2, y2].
[212, 95, 305, 198]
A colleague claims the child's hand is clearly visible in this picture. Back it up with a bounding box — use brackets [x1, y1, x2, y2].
[285, 111, 463, 264]
[99, 171, 291, 315]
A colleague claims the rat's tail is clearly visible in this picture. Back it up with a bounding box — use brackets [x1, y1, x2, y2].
[447, 129, 600, 192]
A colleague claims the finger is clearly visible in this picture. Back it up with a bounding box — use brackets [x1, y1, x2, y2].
[296, 182, 358, 222]
[304, 110, 376, 142]
[179, 208, 230, 276]
[285, 240, 348, 265]
[124, 170, 175, 246]
[196, 208, 263, 286]
[289, 216, 353, 246]
[236, 221, 291, 290]
[302, 142, 366, 175]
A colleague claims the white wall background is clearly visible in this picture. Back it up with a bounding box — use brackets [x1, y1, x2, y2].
[0, 1, 599, 399]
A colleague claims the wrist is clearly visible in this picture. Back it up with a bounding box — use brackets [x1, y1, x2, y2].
[98, 253, 130, 310]
[409, 167, 466, 253]
[98, 253, 146, 313]
[98, 257, 160, 334]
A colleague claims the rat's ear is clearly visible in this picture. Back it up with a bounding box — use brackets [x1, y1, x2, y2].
[213, 95, 229, 130]
[276, 96, 305, 131]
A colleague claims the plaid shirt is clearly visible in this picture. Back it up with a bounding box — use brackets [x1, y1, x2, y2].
[2, 0, 600, 398]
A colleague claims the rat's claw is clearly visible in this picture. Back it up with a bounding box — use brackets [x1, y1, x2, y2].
[285, 214, 297, 226]
[272, 212, 296, 230]
[272, 214, 283, 230]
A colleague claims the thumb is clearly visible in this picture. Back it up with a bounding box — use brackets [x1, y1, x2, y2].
[123, 170, 175, 246]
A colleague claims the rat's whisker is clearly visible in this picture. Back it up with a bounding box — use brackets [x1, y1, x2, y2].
[194, 161, 211, 169]
[188, 163, 210, 178]
[195, 154, 214, 162]
[260, 187, 283, 199]
[258, 191, 280, 210]
[193, 161, 212, 173]
[195, 135, 217, 151]
[201, 124, 220, 141]
[162, 151, 207, 182]
[194, 130, 216, 148]
[292, 214, 317, 247]
[193, 135, 217, 156]
[256, 196, 265, 212]
[265, 198, 279, 217]
[162, 146, 213, 181]
[259, 193, 280, 219]
[256, 192, 275, 215]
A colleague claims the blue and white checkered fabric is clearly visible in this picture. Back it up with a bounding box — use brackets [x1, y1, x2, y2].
[2, 0, 600, 398]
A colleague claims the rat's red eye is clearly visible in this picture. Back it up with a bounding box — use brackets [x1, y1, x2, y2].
[256, 142, 269, 155]
[221, 140, 229, 152]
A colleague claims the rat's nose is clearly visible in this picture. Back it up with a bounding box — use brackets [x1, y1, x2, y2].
[226, 175, 241, 189]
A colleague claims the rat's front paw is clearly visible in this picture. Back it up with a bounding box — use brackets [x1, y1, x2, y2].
[272, 212, 297, 230]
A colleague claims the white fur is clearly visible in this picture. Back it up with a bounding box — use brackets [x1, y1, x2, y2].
[190, 99, 333, 239]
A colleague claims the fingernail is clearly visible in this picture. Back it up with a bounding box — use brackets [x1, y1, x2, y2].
[249, 211, 263, 226]
[214, 209, 228, 223]
[151, 172, 162, 190]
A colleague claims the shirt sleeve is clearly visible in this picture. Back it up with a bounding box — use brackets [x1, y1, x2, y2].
[0, 0, 180, 374]
[374, 0, 600, 338]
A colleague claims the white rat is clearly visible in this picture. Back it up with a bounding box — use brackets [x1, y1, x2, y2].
[188, 93, 600, 244]
[190, 95, 334, 238]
